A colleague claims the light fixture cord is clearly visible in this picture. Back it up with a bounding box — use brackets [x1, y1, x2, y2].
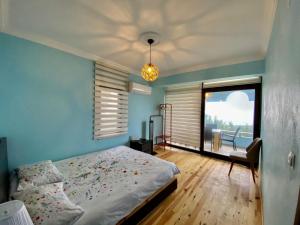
[150, 43, 152, 64]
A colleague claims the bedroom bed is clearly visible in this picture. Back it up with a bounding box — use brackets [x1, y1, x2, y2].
[1, 142, 179, 225]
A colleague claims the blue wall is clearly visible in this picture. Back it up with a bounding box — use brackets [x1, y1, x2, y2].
[0, 33, 163, 170]
[153, 60, 265, 86]
[262, 1, 300, 225]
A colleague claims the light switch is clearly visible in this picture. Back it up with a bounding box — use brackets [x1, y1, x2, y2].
[288, 151, 296, 169]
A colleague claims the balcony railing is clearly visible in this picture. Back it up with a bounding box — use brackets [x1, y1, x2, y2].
[165, 129, 253, 150]
[220, 129, 253, 138]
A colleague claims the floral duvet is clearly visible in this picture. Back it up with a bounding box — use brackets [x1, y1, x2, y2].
[54, 145, 180, 225]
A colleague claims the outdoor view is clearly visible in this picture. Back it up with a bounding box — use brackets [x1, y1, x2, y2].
[204, 89, 255, 156]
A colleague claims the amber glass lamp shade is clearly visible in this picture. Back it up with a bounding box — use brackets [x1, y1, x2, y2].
[141, 63, 159, 82]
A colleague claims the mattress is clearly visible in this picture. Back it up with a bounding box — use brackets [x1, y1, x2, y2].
[54, 145, 180, 225]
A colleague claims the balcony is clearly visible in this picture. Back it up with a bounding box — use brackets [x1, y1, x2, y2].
[204, 129, 253, 156]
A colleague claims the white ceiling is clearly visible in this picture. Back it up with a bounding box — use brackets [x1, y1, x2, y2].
[0, 0, 276, 76]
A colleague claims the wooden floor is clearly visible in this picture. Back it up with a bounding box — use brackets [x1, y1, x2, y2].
[204, 142, 246, 156]
[139, 148, 262, 225]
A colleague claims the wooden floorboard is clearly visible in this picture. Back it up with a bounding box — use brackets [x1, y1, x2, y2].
[139, 148, 262, 225]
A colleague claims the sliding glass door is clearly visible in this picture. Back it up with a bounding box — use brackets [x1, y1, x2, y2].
[201, 84, 261, 158]
[164, 81, 261, 159]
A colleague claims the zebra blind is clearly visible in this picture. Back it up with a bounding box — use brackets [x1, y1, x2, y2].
[94, 62, 129, 139]
[165, 85, 202, 149]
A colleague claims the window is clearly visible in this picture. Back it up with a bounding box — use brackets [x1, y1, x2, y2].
[94, 62, 129, 139]
[165, 85, 202, 149]
[201, 76, 261, 157]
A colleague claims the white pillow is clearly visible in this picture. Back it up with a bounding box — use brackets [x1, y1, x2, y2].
[17, 160, 64, 191]
[13, 182, 84, 225]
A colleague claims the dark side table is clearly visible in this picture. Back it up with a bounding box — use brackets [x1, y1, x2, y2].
[130, 139, 152, 155]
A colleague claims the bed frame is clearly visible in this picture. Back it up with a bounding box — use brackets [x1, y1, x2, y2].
[0, 137, 8, 204]
[0, 139, 177, 224]
[117, 177, 177, 225]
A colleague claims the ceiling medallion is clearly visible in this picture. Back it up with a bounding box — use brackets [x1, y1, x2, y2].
[140, 32, 160, 82]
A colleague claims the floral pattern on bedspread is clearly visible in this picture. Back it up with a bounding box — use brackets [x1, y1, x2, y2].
[12, 182, 84, 225]
[54, 146, 179, 205]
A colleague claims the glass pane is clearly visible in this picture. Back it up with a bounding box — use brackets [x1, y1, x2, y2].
[203, 89, 255, 156]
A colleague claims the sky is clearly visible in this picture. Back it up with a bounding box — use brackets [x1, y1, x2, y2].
[206, 90, 254, 125]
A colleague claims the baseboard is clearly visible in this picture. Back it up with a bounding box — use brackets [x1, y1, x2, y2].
[258, 167, 264, 225]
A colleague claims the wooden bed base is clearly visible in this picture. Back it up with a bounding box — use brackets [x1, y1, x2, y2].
[117, 177, 178, 225]
[0, 138, 8, 204]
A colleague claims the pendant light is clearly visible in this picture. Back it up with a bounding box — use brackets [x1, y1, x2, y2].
[141, 38, 159, 82]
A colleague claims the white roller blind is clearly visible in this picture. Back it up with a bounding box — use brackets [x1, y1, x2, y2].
[165, 85, 202, 149]
[94, 62, 129, 139]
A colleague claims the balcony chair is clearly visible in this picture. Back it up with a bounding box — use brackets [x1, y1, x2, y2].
[228, 137, 262, 183]
[221, 127, 241, 151]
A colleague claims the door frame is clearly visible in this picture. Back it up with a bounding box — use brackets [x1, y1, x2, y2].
[200, 83, 262, 160]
